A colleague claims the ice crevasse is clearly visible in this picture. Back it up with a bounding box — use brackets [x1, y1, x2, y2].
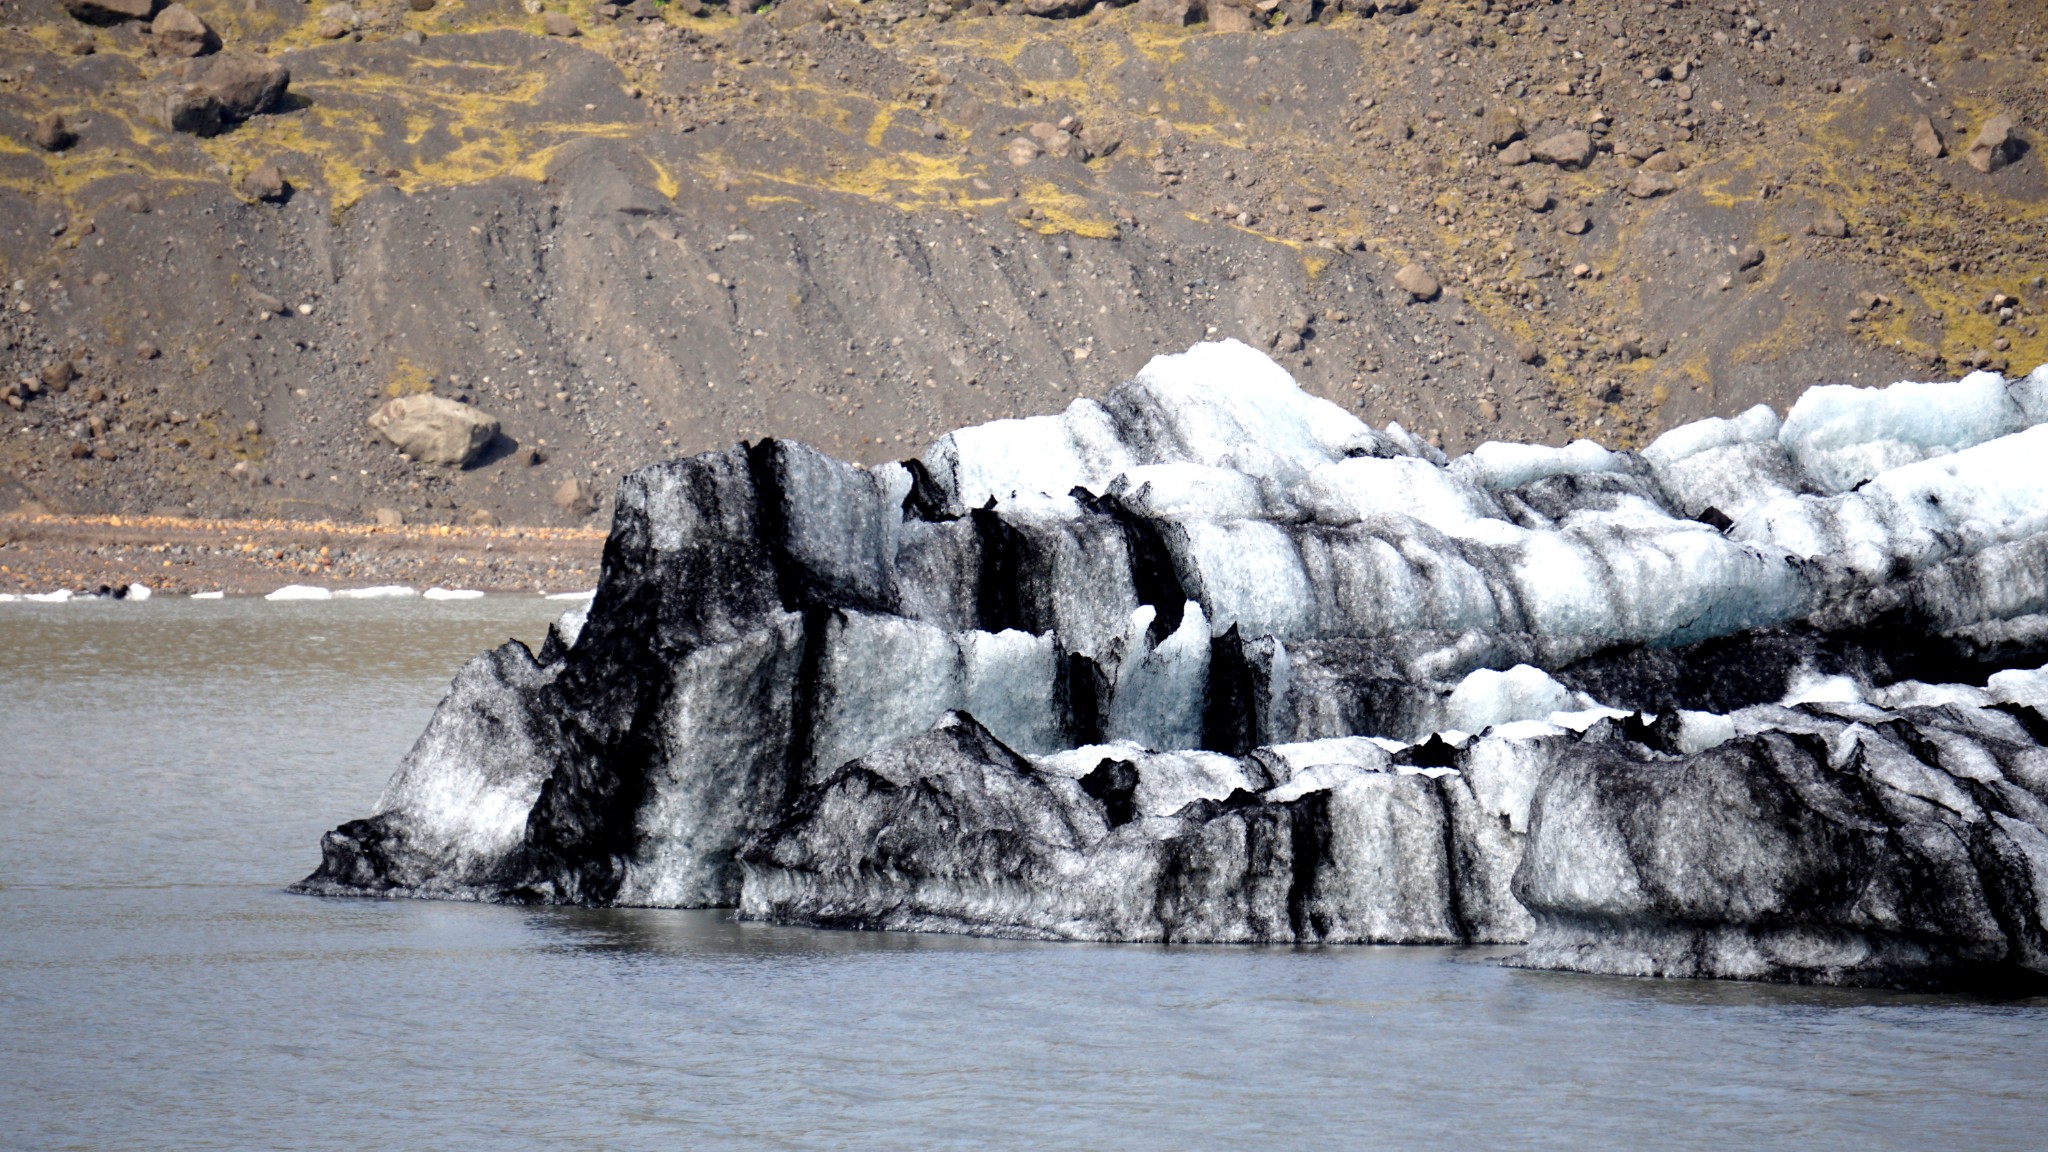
[298, 342, 2048, 990]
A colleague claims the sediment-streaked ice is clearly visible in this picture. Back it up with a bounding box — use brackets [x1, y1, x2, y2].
[297, 343, 2048, 990]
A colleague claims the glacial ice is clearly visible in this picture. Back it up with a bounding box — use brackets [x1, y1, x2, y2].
[298, 341, 2048, 990]
[265, 585, 332, 601]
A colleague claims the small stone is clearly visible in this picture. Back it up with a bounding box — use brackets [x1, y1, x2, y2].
[1737, 244, 1766, 271]
[466, 509, 500, 527]
[1912, 115, 1946, 159]
[69, 441, 93, 459]
[1811, 208, 1849, 238]
[1847, 41, 1872, 64]
[1135, 0, 1196, 25]
[1522, 185, 1553, 212]
[150, 4, 220, 57]
[372, 507, 405, 527]
[1529, 130, 1594, 169]
[136, 342, 160, 360]
[316, 18, 349, 38]
[1498, 140, 1533, 166]
[516, 445, 548, 467]
[42, 360, 79, 392]
[553, 476, 596, 513]
[1393, 263, 1440, 302]
[1513, 339, 1540, 364]
[1560, 212, 1591, 236]
[1006, 137, 1042, 167]
[1968, 114, 2015, 174]
[1641, 151, 1684, 173]
[1627, 170, 1676, 198]
[31, 113, 77, 152]
[541, 11, 579, 36]
[408, 0, 436, 8]
[241, 162, 288, 203]
[1476, 397, 1498, 422]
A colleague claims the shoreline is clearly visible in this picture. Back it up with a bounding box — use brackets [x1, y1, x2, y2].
[0, 513, 607, 598]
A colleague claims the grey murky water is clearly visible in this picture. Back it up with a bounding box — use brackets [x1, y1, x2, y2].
[5, 598, 2048, 1150]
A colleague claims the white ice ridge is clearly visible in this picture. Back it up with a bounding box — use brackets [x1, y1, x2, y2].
[190, 590, 226, 599]
[301, 344, 2048, 964]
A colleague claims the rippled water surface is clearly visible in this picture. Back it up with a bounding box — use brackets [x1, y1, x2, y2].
[5, 598, 2048, 1150]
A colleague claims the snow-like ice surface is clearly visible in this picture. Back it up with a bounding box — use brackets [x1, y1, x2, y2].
[422, 588, 485, 601]
[300, 344, 2048, 988]
[190, 591, 225, 600]
[264, 585, 331, 602]
[336, 586, 418, 599]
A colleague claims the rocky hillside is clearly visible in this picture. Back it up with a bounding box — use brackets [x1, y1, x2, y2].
[1, 0, 2043, 529]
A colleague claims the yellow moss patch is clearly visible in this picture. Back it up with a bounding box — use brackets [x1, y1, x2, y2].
[384, 359, 436, 398]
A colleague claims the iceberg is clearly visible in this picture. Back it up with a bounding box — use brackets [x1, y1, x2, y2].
[297, 342, 2048, 990]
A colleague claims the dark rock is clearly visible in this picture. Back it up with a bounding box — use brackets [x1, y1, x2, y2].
[197, 53, 289, 121]
[63, 0, 155, 24]
[30, 113, 76, 153]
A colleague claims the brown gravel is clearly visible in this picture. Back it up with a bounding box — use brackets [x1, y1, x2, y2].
[0, 513, 604, 597]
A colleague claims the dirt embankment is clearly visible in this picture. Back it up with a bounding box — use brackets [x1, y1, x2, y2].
[0, 511, 603, 594]
[0, 0, 2044, 569]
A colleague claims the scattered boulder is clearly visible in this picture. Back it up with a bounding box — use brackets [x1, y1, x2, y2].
[1207, 1, 1259, 32]
[41, 361, 79, 393]
[372, 507, 405, 527]
[151, 54, 290, 136]
[1641, 150, 1684, 173]
[1559, 211, 1591, 236]
[1498, 140, 1532, 166]
[241, 163, 288, 203]
[1968, 114, 2015, 174]
[1810, 208, 1849, 238]
[150, 4, 219, 57]
[1136, 0, 1197, 25]
[1522, 185, 1553, 212]
[1514, 339, 1541, 364]
[367, 394, 500, 467]
[63, 0, 156, 25]
[200, 54, 290, 120]
[541, 11, 579, 36]
[1006, 137, 1042, 167]
[552, 476, 596, 513]
[1913, 115, 1946, 159]
[1627, 171, 1676, 198]
[1393, 263, 1440, 302]
[1479, 106, 1524, 149]
[31, 113, 76, 153]
[1737, 244, 1766, 271]
[1529, 130, 1594, 169]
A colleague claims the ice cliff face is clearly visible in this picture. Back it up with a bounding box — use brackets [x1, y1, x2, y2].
[298, 341, 2048, 990]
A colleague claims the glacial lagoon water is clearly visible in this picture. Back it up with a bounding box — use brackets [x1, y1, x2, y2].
[4, 598, 2048, 1150]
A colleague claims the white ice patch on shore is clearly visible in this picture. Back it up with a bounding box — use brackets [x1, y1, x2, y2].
[337, 585, 418, 599]
[423, 588, 485, 600]
[191, 590, 225, 600]
[265, 585, 332, 601]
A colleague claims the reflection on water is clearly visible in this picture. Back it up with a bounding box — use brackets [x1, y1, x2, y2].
[4, 598, 2048, 1151]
